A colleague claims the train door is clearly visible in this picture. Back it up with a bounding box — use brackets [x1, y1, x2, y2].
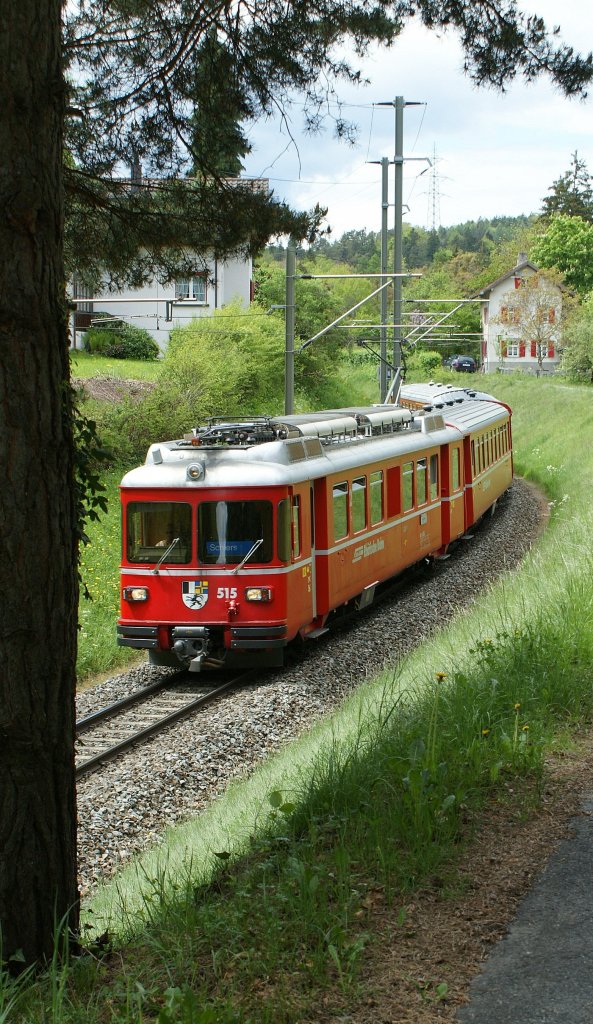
[309, 485, 317, 620]
[286, 482, 315, 634]
[448, 444, 465, 542]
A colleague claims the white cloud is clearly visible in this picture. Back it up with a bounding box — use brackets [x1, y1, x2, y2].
[242, 1, 593, 236]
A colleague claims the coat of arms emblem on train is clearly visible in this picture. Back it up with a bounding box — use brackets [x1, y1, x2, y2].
[182, 580, 209, 609]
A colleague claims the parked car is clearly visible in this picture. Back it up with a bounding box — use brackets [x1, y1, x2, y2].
[442, 354, 460, 368]
[450, 355, 477, 373]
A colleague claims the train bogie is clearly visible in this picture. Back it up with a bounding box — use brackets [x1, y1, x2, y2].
[117, 390, 513, 671]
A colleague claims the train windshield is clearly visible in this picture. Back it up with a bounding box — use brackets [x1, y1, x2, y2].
[126, 502, 192, 564]
[198, 500, 273, 565]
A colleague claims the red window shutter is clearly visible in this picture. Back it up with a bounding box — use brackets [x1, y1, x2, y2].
[519, 343, 526, 358]
[530, 341, 536, 358]
[500, 306, 508, 324]
[514, 276, 522, 289]
[501, 342, 508, 357]
[548, 307, 555, 323]
[549, 344, 555, 358]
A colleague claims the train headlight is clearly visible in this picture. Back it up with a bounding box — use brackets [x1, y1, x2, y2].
[123, 586, 149, 602]
[245, 586, 273, 602]
[187, 463, 204, 481]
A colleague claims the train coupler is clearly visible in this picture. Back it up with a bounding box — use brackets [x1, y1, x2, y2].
[171, 626, 211, 672]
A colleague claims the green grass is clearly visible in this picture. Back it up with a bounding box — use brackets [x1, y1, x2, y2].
[78, 468, 139, 681]
[21, 372, 590, 1021]
[70, 350, 163, 381]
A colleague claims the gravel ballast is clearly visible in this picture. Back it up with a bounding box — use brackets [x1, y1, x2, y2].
[76, 479, 547, 897]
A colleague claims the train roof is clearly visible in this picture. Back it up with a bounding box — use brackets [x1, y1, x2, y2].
[120, 394, 508, 491]
[399, 381, 499, 406]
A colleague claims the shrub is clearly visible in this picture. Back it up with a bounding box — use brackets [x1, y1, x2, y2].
[84, 320, 160, 361]
[405, 349, 443, 379]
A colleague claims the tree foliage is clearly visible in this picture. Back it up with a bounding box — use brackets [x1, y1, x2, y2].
[63, 0, 593, 284]
[532, 215, 593, 295]
[98, 297, 352, 463]
[560, 293, 593, 381]
[541, 152, 593, 222]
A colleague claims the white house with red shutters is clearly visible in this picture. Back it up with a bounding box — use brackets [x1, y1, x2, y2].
[476, 254, 562, 374]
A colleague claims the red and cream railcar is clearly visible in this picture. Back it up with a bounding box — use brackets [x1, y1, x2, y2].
[117, 389, 512, 672]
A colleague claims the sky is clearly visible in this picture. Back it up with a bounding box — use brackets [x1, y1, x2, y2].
[241, 0, 593, 239]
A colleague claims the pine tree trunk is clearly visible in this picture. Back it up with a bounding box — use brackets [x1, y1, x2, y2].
[0, 0, 79, 965]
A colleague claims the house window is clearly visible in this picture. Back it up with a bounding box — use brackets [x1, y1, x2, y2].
[507, 343, 519, 357]
[175, 275, 207, 302]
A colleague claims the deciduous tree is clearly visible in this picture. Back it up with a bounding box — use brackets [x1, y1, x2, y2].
[492, 270, 568, 375]
[532, 215, 593, 294]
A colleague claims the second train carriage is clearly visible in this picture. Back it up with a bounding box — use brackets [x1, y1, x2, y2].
[117, 385, 513, 672]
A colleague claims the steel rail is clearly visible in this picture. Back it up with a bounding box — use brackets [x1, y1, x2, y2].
[76, 672, 254, 779]
[76, 675, 176, 733]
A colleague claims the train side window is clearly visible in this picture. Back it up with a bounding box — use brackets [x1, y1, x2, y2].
[452, 448, 460, 491]
[370, 470, 384, 525]
[471, 440, 475, 476]
[277, 499, 291, 563]
[403, 461, 414, 511]
[292, 496, 301, 558]
[429, 454, 438, 501]
[416, 458, 427, 505]
[333, 481, 349, 541]
[386, 466, 401, 518]
[351, 476, 367, 533]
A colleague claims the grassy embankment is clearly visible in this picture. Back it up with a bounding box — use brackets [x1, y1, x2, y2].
[12, 372, 593, 1022]
[71, 351, 164, 382]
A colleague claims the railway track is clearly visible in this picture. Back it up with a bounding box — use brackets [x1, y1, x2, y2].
[75, 672, 252, 778]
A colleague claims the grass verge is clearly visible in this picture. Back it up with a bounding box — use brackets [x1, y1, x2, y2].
[70, 351, 163, 381]
[16, 375, 590, 1022]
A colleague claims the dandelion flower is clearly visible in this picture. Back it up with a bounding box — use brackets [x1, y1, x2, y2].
[481, 728, 490, 737]
[522, 724, 529, 732]
[514, 703, 521, 711]
[435, 672, 447, 682]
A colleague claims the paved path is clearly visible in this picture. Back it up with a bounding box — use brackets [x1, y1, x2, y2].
[458, 797, 593, 1023]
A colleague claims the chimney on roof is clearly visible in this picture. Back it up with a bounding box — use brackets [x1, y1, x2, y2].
[517, 251, 528, 266]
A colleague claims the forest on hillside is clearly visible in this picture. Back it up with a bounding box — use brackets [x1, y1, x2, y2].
[266, 214, 535, 271]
